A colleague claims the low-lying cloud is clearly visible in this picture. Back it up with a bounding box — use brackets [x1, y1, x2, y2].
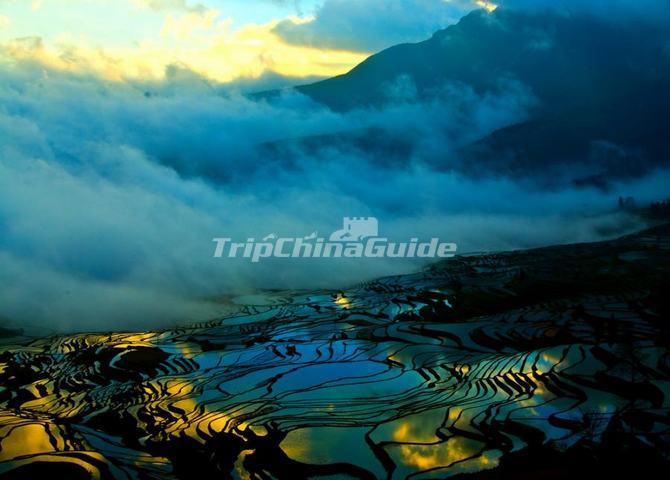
[0, 59, 662, 332]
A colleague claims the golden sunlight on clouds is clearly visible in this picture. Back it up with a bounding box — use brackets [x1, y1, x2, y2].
[160, 10, 222, 41]
[475, 1, 498, 12]
[0, 12, 368, 84]
[0, 16, 10, 29]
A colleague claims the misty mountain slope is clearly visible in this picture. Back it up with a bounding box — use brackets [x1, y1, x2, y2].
[283, 8, 670, 183]
[297, 8, 669, 112]
[460, 87, 670, 184]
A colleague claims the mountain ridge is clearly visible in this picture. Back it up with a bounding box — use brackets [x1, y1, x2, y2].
[256, 8, 670, 185]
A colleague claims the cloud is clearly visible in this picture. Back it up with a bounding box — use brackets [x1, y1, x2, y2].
[274, 0, 670, 54]
[133, 0, 208, 14]
[0, 19, 368, 83]
[0, 1, 668, 334]
[0, 59, 663, 333]
[273, 0, 477, 52]
[160, 9, 221, 41]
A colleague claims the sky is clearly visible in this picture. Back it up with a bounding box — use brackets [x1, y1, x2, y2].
[1, 0, 668, 332]
[0, 0, 484, 83]
[2, 0, 668, 84]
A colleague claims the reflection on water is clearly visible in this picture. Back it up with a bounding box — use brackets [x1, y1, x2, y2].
[1, 227, 670, 478]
